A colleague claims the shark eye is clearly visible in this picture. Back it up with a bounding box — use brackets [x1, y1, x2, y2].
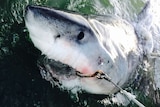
[77, 31, 84, 40]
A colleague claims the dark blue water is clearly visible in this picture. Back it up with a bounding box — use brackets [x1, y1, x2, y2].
[0, 0, 158, 107]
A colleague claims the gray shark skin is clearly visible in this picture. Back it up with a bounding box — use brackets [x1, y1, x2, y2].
[25, 5, 140, 95]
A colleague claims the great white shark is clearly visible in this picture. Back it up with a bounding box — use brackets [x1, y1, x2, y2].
[24, 5, 153, 95]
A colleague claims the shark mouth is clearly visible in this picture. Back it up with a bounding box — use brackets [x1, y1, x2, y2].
[37, 55, 119, 94]
[37, 56, 83, 91]
[37, 55, 111, 94]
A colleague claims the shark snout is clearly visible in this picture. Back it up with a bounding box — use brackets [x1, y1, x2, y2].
[25, 5, 39, 18]
[25, 5, 57, 21]
[25, 5, 33, 12]
[25, 5, 67, 22]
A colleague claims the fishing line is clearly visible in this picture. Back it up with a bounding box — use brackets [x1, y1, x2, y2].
[76, 70, 145, 107]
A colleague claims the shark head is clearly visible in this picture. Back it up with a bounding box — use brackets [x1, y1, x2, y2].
[25, 5, 139, 94]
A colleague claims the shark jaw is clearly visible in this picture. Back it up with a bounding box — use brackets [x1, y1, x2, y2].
[25, 5, 140, 95]
[38, 56, 118, 95]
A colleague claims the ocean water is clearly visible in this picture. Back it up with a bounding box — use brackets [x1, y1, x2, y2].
[0, 0, 160, 107]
